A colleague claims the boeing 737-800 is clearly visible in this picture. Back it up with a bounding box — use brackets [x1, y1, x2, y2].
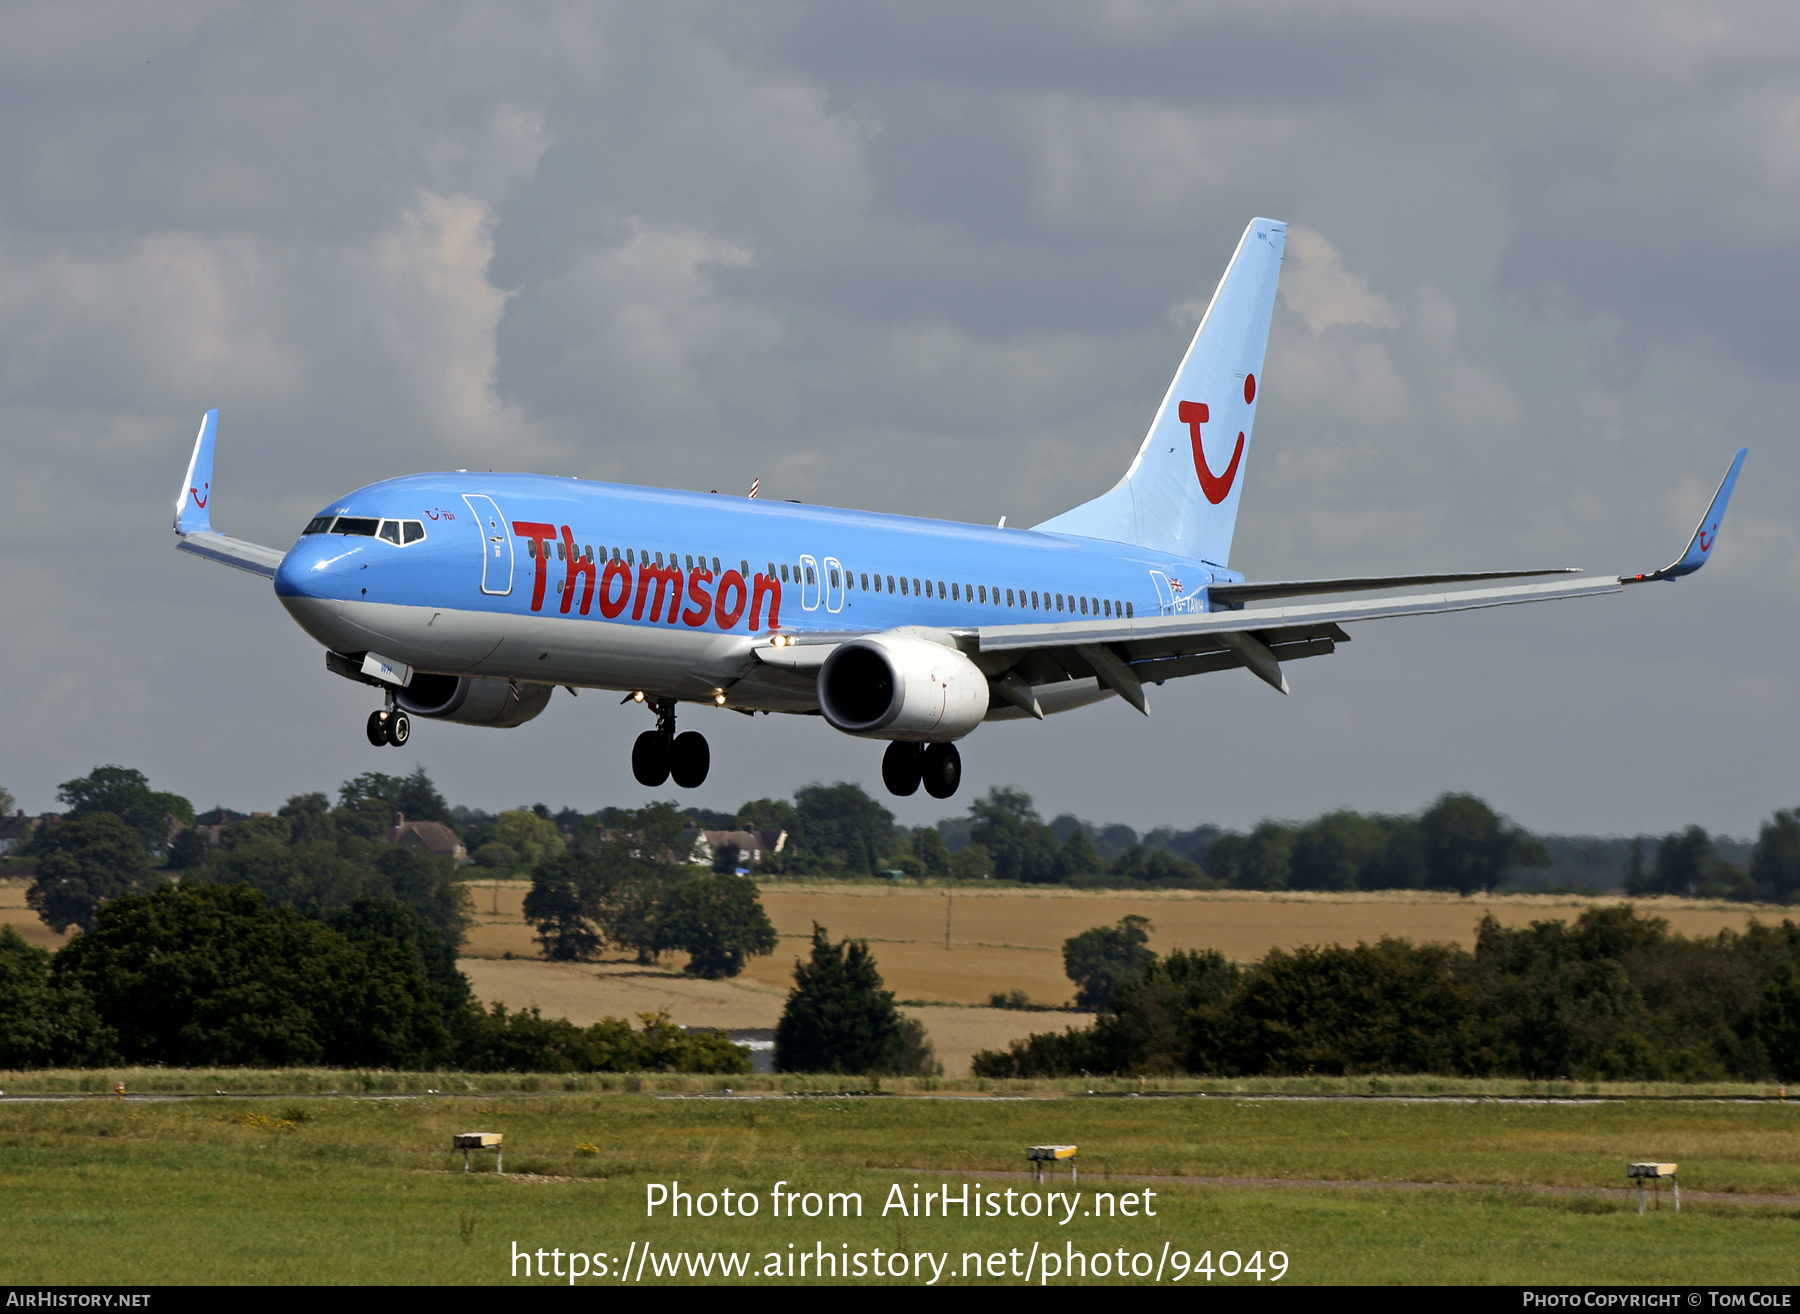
[171, 218, 1746, 800]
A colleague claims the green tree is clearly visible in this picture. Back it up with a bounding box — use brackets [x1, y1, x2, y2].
[915, 826, 952, 881]
[279, 792, 338, 844]
[1203, 821, 1296, 889]
[1751, 810, 1800, 903]
[1420, 793, 1547, 894]
[53, 883, 450, 1067]
[312, 896, 471, 1017]
[1062, 915, 1158, 1011]
[165, 828, 209, 871]
[660, 875, 778, 978]
[54, 765, 193, 854]
[523, 854, 605, 961]
[1051, 829, 1107, 884]
[0, 785, 14, 815]
[969, 787, 1062, 883]
[794, 783, 894, 872]
[1756, 965, 1800, 1081]
[27, 813, 159, 933]
[0, 925, 116, 1067]
[950, 842, 991, 881]
[493, 809, 566, 867]
[774, 924, 938, 1074]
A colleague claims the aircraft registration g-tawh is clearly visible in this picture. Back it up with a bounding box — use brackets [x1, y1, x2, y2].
[173, 218, 1746, 801]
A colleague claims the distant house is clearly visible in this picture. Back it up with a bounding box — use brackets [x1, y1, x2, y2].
[193, 807, 251, 843]
[0, 810, 37, 857]
[694, 828, 787, 870]
[385, 812, 468, 866]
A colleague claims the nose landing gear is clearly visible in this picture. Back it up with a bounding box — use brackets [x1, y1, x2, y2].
[882, 741, 961, 798]
[631, 698, 710, 788]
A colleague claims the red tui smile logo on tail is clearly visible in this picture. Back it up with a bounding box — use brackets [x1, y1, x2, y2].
[1178, 401, 1244, 505]
[191, 482, 209, 509]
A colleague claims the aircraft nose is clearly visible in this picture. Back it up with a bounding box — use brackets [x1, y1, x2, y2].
[274, 536, 353, 600]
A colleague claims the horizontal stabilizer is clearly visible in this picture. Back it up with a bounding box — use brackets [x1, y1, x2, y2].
[1208, 567, 1577, 607]
[1622, 447, 1747, 584]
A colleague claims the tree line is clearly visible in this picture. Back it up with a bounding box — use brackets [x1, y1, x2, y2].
[973, 908, 1800, 1082]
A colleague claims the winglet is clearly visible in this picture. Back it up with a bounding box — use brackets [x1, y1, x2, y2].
[1622, 447, 1747, 584]
[174, 409, 218, 536]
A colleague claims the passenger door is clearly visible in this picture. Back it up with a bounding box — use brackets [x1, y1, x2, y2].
[463, 494, 513, 596]
[824, 556, 845, 613]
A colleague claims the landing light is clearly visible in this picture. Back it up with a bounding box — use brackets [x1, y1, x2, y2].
[714, 690, 727, 706]
[632, 690, 645, 703]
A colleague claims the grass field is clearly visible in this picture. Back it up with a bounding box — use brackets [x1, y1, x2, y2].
[3, 1086, 1796, 1285]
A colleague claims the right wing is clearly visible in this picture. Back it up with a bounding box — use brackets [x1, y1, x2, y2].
[973, 447, 1748, 712]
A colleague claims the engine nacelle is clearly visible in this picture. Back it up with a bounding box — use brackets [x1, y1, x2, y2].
[817, 633, 987, 741]
[395, 673, 552, 728]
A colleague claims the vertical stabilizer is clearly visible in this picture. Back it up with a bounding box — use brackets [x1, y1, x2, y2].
[174, 409, 219, 535]
[1035, 219, 1285, 566]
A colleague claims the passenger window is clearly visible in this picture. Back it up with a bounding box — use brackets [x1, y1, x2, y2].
[913, 578, 921, 595]
[937, 580, 946, 597]
[1006, 589, 1014, 606]
[805, 565, 816, 585]
[558, 541, 568, 561]
[887, 575, 895, 592]
[685, 555, 694, 570]
[655, 552, 663, 567]
[978, 585, 986, 603]
[900, 577, 909, 595]
[781, 563, 790, 582]
[1032, 591, 1040, 610]
[1103, 600, 1111, 618]
[378, 521, 401, 544]
[1126, 602, 1133, 618]
[1079, 596, 1087, 615]
[861, 573, 869, 590]
[829, 567, 839, 588]
[303, 516, 333, 535]
[951, 583, 959, 601]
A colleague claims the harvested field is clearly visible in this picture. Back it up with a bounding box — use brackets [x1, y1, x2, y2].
[0, 880, 66, 950]
[456, 955, 1084, 1077]
[462, 878, 1794, 1008]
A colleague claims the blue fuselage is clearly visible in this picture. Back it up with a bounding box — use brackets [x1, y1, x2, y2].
[274, 472, 1238, 700]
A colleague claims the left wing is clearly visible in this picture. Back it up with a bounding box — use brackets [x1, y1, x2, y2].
[171, 409, 286, 578]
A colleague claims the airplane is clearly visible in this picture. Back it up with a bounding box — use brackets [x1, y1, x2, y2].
[172, 217, 1747, 801]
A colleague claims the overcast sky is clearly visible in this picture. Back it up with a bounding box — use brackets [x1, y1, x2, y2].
[3, 1, 1797, 839]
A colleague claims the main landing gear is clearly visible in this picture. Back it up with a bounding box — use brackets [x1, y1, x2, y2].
[881, 741, 961, 799]
[365, 698, 410, 747]
[632, 698, 710, 789]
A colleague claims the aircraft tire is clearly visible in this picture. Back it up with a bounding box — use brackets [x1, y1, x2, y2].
[670, 732, 710, 789]
[632, 730, 671, 787]
[881, 741, 923, 797]
[366, 711, 389, 747]
[387, 711, 411, 747]
[921, 742, 961, 799]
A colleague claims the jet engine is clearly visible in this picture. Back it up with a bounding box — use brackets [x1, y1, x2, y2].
[817, 633, 987, 741]
[395, 673, 552, 728]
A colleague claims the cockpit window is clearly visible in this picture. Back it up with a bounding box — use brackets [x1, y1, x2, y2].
[303, 516, 333, 535]
[333, 517, 379, 536]
[378, 520, 402, 545]
[402, 521, 425, 544]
